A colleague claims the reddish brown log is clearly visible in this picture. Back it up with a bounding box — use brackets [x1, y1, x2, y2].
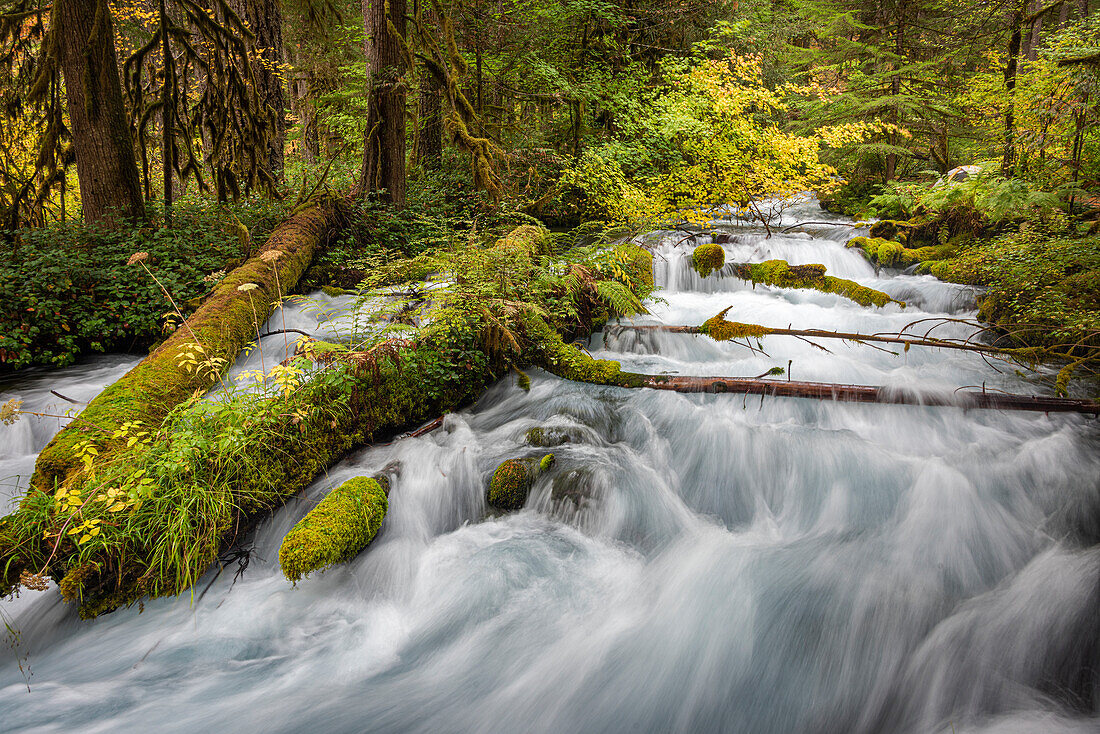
[627, 374, 1099, 414]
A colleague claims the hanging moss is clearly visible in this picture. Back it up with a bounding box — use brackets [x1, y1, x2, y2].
[278, 477, 389, 583]
[487, 454, 555, 511]
[699, 307, 771, 341]
[691, 243, 726, 277]
[734, 259, 904, 309]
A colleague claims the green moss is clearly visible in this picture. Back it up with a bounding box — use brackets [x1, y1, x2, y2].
[278, 477, 388, 582]
[691, 243, 726, 277]
[515, 368, 531, 391]
[321, 285, 352, 297]
[487, 453, 555, 511]
[735, 259, 903, 308]
[524, 313, 650, 388]
[699, 307, 770, 341]
[868, 220, 899, 240]
[847, 236, 955, 269]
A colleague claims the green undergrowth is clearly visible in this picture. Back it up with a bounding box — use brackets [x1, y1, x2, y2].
[928, 224, 1100, 348]
[0, 223, 656, 615]
[278, 477, 388, 582]
[0, 197, 288, 370]
[733, 259, 904, 308]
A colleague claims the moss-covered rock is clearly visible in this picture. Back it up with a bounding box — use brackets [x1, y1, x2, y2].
[525, 427, 571, 447]
[278, 476, 388, 582]
[734, 259, 904, 308]
[691, 243, 726, 277]
[487, 454, 556, 511]
[847, 236, 957, 270]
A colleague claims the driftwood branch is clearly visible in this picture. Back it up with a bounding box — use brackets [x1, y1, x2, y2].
[611, 324, 1024, 356]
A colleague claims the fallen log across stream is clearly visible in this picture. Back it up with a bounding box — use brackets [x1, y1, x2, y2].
[615, 374, 1100, 414]
[531, 324, 1100, 415]
[609, 321, 1033, 357]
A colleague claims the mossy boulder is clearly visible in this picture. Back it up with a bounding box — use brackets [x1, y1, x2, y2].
[847, 236, 957, 270]
[278, 476, 389, 582]
[691, 243, 726, 277]
[487, 454, 556, 511]
[524, 427, 571, 447]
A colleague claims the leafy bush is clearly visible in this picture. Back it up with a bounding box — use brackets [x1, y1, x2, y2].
[869, 173, 1062, 225]
[0, 197, 287, 370]
[930, 220, 1100, 344]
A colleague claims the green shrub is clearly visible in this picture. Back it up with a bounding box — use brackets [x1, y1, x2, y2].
[0, 198, 286, 370]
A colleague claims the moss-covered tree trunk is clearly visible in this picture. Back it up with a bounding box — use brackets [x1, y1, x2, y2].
[31, 202, 338, 495]
[230, 0, 286, 181]
[359, 0, 408, 204]
[57, 0, 146, 225]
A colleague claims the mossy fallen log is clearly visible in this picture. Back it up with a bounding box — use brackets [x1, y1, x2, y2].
[616, 307, 1045, 360]
[531, 339, 1099, 415]
[730, 260, 904, 308]
[278, 476, 389, 582]
[845, 235, 956, 269]
[31, 202, 340, 496]
[0, 225, 654, 615]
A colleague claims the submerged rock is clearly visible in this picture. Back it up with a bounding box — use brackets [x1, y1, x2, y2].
[278, 476, 389, 582]
[524, 427, 571, 447]
[487, 454, 556, 511]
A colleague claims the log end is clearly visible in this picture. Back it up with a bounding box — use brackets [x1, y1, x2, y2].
[278, 477, 389, 583]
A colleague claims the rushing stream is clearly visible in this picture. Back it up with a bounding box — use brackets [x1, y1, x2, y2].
[2, 199, 1098, 733]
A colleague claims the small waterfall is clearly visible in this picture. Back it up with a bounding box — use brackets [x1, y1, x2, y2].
[1, 202, 1097, 734]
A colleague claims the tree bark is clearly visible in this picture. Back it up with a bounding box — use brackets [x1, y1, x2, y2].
[56, 0, 146, 225]
[1003, 3, 1023, 175]
[231, 0, 287, 181]
[359, 0, 408, 205]
[417, 69, 443, 169]
[289, 45, 320, 163]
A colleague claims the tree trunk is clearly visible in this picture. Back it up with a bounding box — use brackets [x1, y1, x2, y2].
[359, 0, 408, 205]
[56, 0, 146, 225]
[231, 0, 287, 181]
[885, 0, 905, 182]
[289, 46, 320, 163]
[418, 70, 443, 169]
[1003, 4, 1023, 175]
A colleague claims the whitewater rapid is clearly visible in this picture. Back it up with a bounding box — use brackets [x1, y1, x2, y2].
[1, 198, 1097, 734]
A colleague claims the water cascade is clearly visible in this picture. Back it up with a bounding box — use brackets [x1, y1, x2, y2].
[1, 198, 1098, 733]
